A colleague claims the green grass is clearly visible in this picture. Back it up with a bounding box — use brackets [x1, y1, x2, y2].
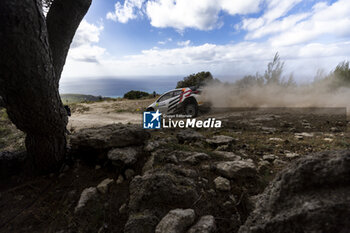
[69, 103, 90, 114]
[0, 108, 8, 121]
[0, 108, 25, 151]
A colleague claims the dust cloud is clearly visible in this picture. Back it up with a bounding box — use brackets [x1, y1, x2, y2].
[202, 82, 350, 111]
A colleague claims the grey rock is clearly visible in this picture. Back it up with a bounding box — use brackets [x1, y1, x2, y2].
[285, 152, 300, 159]
[239, 150, 350, 233]
[206, 135, 235, 146]
[142, 154, 155, 174]
[97, 178, 114, 194]
[214, 176, 231, 191]
[215, 144, 230, 151]
[152, 149, 179, 165]
[273, 159, 287, 166]
[128, 172, 198, 213]
[182, 152, 210, 165]
[125, 169, 135, 180]
[124, 210, 159, 233]
[75, 187, 97, 213]
[223, 200, 234, 208]
[258, 160, 270, 173]
[70, 124, 150, 151]
[187, 215, 216, 233]
[324, 137, 334, 142]
[260, 127, 277, 134]
[214, 151, 241, 161]
[119, 203, 127, 214]
[216, 160, 257, 179]
[116, 175, 124, 184]
[144, 140, 160, 152]
[262, 154, 276, 162]
[254, 115, 277, 122]
[268, 138, 283, 142]
[331, 127, 341, 132]
[177, 129, 204, 143]
[208, 189, 216, 196]
[155, 209, 195, 233]
[200, 164, 211, 171]
[295, 132, 314, 138]
[108, 147, 140, 165]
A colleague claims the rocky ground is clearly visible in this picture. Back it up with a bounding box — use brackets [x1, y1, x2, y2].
[0, 103, 350, 233]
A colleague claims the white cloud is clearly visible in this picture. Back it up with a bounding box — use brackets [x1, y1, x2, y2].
[63, 0, 350, 82]
[219, 0, 262, 15]
[270, 0, 350, 46]
[107, 0, 262, 31]
[106, 0, 145, 23]
[71, 20, 103, 48]
[68, 44, 105, 63]
[158, 37, 172, 45]
[241, 0, 302, 31]
[177, 40, 191, 47]
[68, 20, 105, 63]
[145, 0, 221, 31]
[240, 0, 350, 46]
[263, 0, 302, 23]
[245, 12, 310, 40]
[240, 0, 303, 34]
[63, 40, 350, 81]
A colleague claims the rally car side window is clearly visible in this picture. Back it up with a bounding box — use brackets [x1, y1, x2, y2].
[157, 92, 173, 102]
[173, 90, 182, 97]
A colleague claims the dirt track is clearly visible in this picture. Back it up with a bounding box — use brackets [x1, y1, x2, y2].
[67, 99, 154, 131]
[68, 112, 142, 130]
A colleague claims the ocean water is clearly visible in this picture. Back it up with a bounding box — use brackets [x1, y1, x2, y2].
[59, 76, 182, 97]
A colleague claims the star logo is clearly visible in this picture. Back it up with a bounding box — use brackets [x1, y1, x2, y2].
[143, 110, 162, 129]
[151, 109, 162, 122]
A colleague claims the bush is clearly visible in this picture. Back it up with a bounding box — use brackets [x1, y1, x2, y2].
[123, 90, 150, 99]
[176, 71, 215, 88]
[235, 74, 264, 88]
[333, 61, 350, 86]
[263, 52, 284, 85]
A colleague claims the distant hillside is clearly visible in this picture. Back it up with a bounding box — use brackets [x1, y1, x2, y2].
[60, 94, 107, 104]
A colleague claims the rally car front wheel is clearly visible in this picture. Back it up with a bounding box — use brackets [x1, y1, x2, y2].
[183, 100, 198, 117]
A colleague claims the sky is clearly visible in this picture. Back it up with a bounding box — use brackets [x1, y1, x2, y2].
[61, 0, 350, 83]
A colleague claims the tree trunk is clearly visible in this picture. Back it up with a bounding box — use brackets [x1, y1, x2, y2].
[47, 0, 92, 83]
[0, 0, 90, 173]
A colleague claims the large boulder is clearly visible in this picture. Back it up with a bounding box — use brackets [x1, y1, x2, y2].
[155, 209, 195, 233]
[239, 150, 350, 233]
[70, 124, 150, 151]
[125, 168, 199, 233]
[128, 171, 199, 212]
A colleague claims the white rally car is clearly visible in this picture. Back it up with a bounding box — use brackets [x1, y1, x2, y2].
[146, 87, 206, 117]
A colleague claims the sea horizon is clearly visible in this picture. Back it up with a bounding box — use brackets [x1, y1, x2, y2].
[59, 76, 183, 97]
